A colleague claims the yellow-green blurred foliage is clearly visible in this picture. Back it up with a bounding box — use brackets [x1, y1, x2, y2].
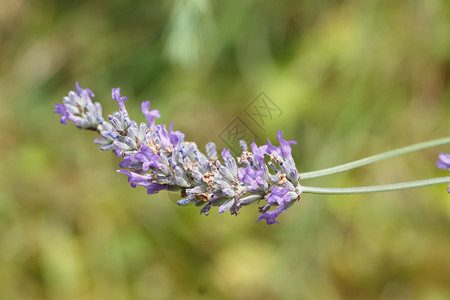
[0, 0, 449, 299]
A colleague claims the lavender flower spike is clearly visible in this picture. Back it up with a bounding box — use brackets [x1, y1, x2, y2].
[55, 83, 304, 224]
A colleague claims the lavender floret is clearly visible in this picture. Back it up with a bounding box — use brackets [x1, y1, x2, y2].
[54, 83, 303, 224]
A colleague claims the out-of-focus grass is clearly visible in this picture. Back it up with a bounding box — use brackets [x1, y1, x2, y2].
[0, 0, 449, 299]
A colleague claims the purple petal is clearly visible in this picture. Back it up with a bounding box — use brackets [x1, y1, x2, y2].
[119, 155, 140, 169]
[251, 140, 266, 164]
[265, 138, 281, 156]
[135, 146, 160, 171]
[155, 125, 171, 149]
[53, 103, 68, 125]
[169, 122, 185, 148]
[145, 182, 168, 195]
[117, 169, 167, 194]
[75, 81, 95, 99]
[277, 130, 297, 157]
[117, 169, 148, 188]
[141, 100, 160, 128]
[266, 185, 290, 206]
[222, 148, 232, 160]
[256, 207, 283, 225]
[238, 167, 246, 181]
[271, 185, 289, 197]
[238, 165, 263, 183]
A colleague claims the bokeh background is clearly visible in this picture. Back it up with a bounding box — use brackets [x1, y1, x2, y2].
[1, 0, 449, 299]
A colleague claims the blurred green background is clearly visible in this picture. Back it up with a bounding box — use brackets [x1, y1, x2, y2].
[1, 0, 449, 299]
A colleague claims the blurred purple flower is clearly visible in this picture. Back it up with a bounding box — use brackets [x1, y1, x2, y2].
[436, 153, 450, 170]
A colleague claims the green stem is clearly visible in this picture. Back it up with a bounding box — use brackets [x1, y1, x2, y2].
[299, 137, 450, 179]
[300, 176, 450, 195]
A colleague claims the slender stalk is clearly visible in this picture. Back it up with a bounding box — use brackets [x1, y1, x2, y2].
[300, 176, 450, 195]
[299, 137, 450, 179]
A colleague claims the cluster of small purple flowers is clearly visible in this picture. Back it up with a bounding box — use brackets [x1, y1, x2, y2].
[54, 83, 302, 224]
